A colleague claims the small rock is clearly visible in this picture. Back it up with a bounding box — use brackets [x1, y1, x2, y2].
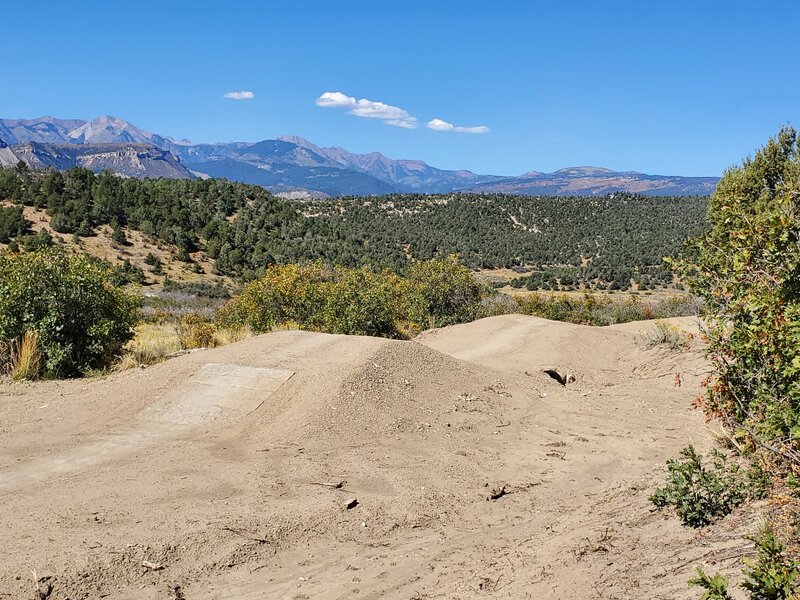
[142, 560, 164, 571]
[345, 497, 359, 510]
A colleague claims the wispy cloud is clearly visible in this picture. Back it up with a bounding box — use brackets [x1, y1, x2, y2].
[426, 118, 490, 134]
[316, 91, 418, 129]
[223, 90, 255, 100]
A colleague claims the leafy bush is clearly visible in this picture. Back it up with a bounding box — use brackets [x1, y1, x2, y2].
[0, 250, 140, 376]
[742, 524, 799, 600]
[406, 255, 484, 328]
[217, 257, 487, 338]
[688, 568, 731, 599]
[518, 292, 699, 326]
[177, 314, 216, 349]
[650, 445, 769, 527]
[217, 262, 329, 333]
[319, 266, 409, 337]
[0, 205, 30, 243]
[674, 127, 800, 463]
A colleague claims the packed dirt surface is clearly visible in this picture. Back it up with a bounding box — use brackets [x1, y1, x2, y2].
[0, 315, 757, 599]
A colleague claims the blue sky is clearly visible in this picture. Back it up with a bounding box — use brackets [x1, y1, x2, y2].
[1, 0, 798, 176]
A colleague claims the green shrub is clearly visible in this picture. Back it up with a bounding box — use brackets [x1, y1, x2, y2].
[406, 255, 483, 328]
[688, 568, 731, 599]
[518, 292, 699, 326]
[0, 249, 140, 376]
[742, 524, 800, 600]
[686, 525, 800, 600]
[177, 314, 216, 349]
[216, 262, 328, 333]
[217, 257, 486, 338]
[318, 266, 408, 337]
[0, 205, 30, 243]
[673, 127, 800, 462]
[650, 445, 769, 527]
[519, 293, 645, 325]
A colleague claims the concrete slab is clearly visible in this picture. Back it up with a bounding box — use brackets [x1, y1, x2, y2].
[140, 363, 293, 425]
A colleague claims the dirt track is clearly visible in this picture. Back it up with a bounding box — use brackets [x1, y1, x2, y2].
[0, 315, 755, 599]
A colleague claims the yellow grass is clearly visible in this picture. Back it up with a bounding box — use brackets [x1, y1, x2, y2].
[118, 322, 253, 370]
[123, 323, 181, 366]
[212, 326, 253, 346]
[10, 330, 41, 380]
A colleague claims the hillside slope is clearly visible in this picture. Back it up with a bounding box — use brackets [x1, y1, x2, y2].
[0, 316, 756, 599]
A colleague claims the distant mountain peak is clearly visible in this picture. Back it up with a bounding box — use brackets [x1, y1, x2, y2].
[165, 136, 194, 146]
[277, 134, 316, 147]
[68, 115, 154, 144]
[552, 166, 618, 176]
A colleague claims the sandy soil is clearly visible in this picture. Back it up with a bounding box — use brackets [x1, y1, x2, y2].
[0, 315, 760, 599]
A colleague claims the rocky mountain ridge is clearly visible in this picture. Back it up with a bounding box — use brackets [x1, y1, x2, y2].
[0, 115, 720, 196]
[0, 140, 192, 179]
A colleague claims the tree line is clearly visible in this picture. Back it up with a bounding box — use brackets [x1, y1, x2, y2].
[0, 165, 708, 289]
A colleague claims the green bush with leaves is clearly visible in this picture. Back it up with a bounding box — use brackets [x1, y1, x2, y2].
[742, 524, 799, 600]
[518, 292, 698, 326]
[406, 255, 485, 328]
[0, 205, 30, 243]
[0, 249, 140, 376]
[689, 568, 731, 600]
[217, 257, 487, 338]
[319, 266, 409, 337]
[216, 262, 329, 333]
[690, 525, 800, 600]
[674, 127, 800, 463]
[650, 445, 769, 527]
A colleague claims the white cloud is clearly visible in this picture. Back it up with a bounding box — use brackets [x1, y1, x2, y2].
[316, 91, 418, 129]
[426, 118, 490, 134]
[223, 91, 255, 100]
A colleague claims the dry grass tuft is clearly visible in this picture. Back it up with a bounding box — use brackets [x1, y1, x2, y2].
[274, 320, 302, 332]
[10, 330, 41, 380]
[122, 323, 181, 367]
[117, 321, 253, 371]
[212, 326, 253, 346]
[638, 321, 692, 351]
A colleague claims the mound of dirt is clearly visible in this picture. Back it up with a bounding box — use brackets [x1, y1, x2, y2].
[0, 316, 751, 599]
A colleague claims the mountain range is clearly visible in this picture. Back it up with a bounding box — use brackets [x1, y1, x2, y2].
[0, 116, 719, 197]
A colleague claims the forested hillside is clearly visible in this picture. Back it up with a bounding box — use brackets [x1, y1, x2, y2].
[0, 166, 708, 289]
[310, 193, 708, 290]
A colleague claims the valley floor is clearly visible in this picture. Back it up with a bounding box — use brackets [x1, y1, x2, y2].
[0, 315, 760, 599]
